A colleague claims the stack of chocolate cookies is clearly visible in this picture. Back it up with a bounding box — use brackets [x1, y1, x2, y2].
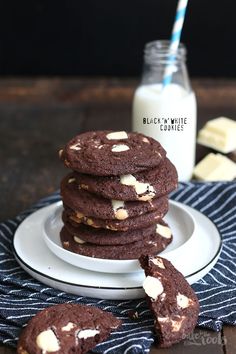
[59, 131, 178, 260]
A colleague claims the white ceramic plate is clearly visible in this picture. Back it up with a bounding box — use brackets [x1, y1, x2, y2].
[13, 201, 222, 300]
[43, 201, 195, 274]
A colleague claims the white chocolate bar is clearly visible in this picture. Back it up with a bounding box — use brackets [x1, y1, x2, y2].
[193, 153, 236, 181]
[197, 117, 236, 153]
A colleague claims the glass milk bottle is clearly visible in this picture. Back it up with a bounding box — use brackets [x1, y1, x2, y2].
[132, 40, 197, 181]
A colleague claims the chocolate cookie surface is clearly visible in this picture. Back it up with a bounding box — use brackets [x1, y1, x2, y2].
[140, 255, 199, 348]
[17, 303, 121, 354]
[60, 130, 166, 176]
[63, 214, 172, 246]
[60, 226, 172, 260]
[75, 157, 178, 201]
[61, 173, 168, 220]
[64, 199, 168, 231]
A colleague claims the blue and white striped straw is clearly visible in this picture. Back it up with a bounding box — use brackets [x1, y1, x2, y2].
[163, 0, 189, 87]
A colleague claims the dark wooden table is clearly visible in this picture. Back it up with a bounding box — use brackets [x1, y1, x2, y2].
[0, 78, 236, 353]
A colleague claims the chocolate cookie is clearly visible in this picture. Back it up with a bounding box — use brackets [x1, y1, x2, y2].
[59, 131, 166, 176]
[75, 157, 178, 201]
[63, 214, 172, 246]
[64, 199, 168, 231]
[17, 303, 121, 354]
[139, 255, 199, 348]
[61, 174, 168, 221]
[60, 226, 172, 260]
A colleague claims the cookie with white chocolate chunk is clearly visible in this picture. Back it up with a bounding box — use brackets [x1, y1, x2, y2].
[60, 224, 172, 259]
[74, 157, 178, 201]
[61, 173, 169, 221]
[60, 130, 166, 176]
[64, 199, 168, 232]
[139, 255, 199, 348]
[62, 212, 172, 246]
[17, 303, 121, 354]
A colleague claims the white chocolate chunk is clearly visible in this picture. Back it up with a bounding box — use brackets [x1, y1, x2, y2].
[143, 276, 164, 300]
[142, 137, 150, 143]
[176, 293, 192, 309]
[148, 240, 157, 245]
[68, 178, 76, 183]
[114, 208, 129, 220]
[74, 236, 86, 244]
[120, 174, 137, 186]
[86, 218, 94, 225]
[120, 174, 155, 199]
[138, 193, 155, 201]
[158, 316, 186, 332]
[156, 224, 172, 238]
[151, 257, 165, 269]
[70, 142, 81, 150]
[148, 200, 154, 207]
[111, 144, 130, 152]
[135, 182, 154, 196]
[36, 329, 60, 352]
[160, 293, 166, 301]
[156, 224, 172, 239]
[197, 117, 236, 153]
[171, 316, 186, 332]
[111, 200, 125, 210]
[61, 322, 75, 331]
[158, 316, 169, 323]
[76, 212, 84, 218]
[106, 131, 128, 140]
[193, 153, 236, 181]
[111, 200, 129, 220]
[77, 329, 100, 339]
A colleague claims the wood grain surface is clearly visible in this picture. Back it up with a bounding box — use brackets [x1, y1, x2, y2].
[0, 77, 236, 353]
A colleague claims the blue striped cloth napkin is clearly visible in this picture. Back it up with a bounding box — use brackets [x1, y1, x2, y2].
[0, 181, 235, 353]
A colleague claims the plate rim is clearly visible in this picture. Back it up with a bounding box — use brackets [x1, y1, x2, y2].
[13, 249, 143, 291]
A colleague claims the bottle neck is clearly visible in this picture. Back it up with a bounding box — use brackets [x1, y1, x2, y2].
[144, 40, 186, 65]
[141, 40, 192, 92]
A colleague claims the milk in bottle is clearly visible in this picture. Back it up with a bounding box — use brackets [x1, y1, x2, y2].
[132, 41, 197, 181]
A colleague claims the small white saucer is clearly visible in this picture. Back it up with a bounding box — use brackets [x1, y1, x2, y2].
[13, 201, 222, 300]
[43, 201, 195, 274]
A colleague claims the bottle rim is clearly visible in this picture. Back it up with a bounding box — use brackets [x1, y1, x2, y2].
[144, 40, 186, 64]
